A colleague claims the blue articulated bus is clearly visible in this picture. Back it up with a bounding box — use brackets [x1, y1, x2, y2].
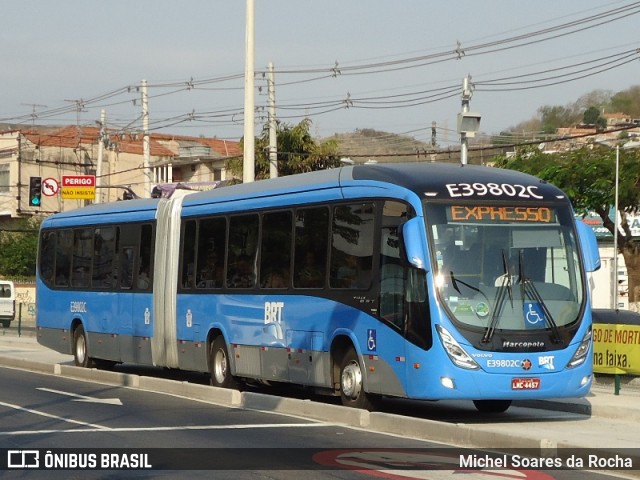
[36, 162, 600, 412]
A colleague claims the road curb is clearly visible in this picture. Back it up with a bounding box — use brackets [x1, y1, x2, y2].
[0, 356, 574, 452]
[241, 391, 370, 426]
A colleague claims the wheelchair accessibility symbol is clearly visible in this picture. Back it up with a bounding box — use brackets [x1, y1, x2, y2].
[524, 302, 545, 329]
[367, 329, 377, 352]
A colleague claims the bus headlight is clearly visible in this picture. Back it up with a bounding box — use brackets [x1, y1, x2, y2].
[437, 325, 480, 370]
[566, 326, 592, 369]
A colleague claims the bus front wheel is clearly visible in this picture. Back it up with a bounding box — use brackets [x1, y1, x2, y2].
[473, 399, 512, 413]
[339, 348, 373, 410]
[209, 337, 238, 389]
[73, 325, 94, 368]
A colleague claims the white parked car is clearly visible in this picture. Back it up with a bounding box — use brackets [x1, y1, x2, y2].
[0, 280, 16, 328]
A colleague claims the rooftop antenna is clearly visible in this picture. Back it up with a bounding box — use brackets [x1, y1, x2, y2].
[21, 103, 48, 127]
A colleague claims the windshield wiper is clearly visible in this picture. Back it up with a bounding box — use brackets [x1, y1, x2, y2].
[518, 250, 563, 344]
[482, 250, 513, 343]
[450, 271, 482, 296]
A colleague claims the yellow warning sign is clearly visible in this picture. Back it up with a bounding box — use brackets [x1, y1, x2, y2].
[61, 187, 95, 200]
[593, 323, 640, 374]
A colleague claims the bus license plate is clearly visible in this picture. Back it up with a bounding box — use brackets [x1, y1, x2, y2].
[511, 377, 540, 390]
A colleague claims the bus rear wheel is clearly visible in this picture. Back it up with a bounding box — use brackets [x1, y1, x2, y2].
[209, 336, 238, 389]
[339, 348, 373, 410]
[73, 325, 94, 368]
[473, 399, 512, 413]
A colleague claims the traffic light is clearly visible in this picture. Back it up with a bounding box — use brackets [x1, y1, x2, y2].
[29, 176, 42, 207]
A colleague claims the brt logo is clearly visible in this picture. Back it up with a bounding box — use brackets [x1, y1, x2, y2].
[264, 301, 284, 324]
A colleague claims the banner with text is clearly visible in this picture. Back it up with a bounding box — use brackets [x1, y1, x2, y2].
[593, 322, 640, 374]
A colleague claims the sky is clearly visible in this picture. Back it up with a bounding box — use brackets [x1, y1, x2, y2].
[1, 1, 639, 148]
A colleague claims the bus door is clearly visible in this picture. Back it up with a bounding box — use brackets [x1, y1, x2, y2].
[116, 243, 136, 362]
[89, 226, 121, 362]
[130, 224, 155, 364]
[398, 216, 432, 394]
[374, 206, 410, 396]
[114, 223, 154, 364]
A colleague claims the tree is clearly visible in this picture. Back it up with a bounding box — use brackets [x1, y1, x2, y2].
[229, 118, 340, 180]
[494, 145, 640, 308]
[538, 105, 581, 134]
[576, 88, 612, 105]
[0, 218, 40, 277]
[583, 106, 607, 130]
[610, 86, 640, 118]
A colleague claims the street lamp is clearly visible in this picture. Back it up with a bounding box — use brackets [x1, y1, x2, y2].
[613, 144, 619, 309]
[458, 76, 481, 165]
[595, 139, 620, 308]
[596, 138, 640, 308]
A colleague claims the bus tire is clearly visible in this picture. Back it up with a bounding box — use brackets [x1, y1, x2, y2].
[209, 336, 238, 389]
[473, 399, 512, 413]
[73, 325, 95, 368]
[339, 348, 373, 410]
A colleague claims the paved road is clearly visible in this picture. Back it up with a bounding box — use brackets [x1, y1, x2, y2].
[0, 365, 629, 480]
[1, 334, 639, 479]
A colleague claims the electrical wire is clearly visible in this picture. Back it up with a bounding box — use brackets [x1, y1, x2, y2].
[1, 3, 638, 137]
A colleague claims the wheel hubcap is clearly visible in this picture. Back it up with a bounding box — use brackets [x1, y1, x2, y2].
[341, 360, 362, 399]
[76, 335, 86, 363]
[214, 349, 228, 384]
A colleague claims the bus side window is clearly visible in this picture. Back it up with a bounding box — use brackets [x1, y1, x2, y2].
[55, 230, 72, 287]
[120, 247, 135, 290]
[227, 214, 259, 289]
[71, 228, 93, 288]
[39, 230, 56, 286]
[181, 220, 197, 289]
[330, 203, 374, 289]
[92, 227, 116, 288]
[196, 217, 226, 289]
[379, 201, 410, 330]
[137, 224, 154, 290]
[260, 211, 292, 289]
[380, 226, 404, 330]
[405, 267, 432, 350]
[293, 207, 329, 289]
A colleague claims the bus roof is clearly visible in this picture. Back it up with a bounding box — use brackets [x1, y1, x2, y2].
[40, 197, 159, 228]
[42, 163, 567, 228]
[181, 162, 566, 206]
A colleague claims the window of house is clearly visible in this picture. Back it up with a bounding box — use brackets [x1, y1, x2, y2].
[0, 165, 9, 193]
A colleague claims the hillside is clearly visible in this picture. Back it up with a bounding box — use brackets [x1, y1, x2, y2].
[327, 128, 506, 165]
[328, 128, 438, 163]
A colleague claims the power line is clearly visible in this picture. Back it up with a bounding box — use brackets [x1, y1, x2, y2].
[1, 3, 638, 137]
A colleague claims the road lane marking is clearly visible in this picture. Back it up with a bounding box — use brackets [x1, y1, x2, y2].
[0, 422, 336, 436]
[0, 400, 109, 430]
[37, 387, 123, 405]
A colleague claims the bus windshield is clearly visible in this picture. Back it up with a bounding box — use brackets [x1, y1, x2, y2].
[426, 203, 584, 333]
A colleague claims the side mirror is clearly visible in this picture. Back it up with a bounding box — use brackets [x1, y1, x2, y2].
[402, 217, 429, 271]
[575, 220, 601, 273]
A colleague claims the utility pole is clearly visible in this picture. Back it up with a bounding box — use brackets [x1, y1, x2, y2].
[21, 103, 47, 127]
[457, 75, 481, 165]
[95, 109, 106, 203]
[460, 76, 472, 165]
[243, 0, 255, 183]
[141, 79, 151, 197]
[268, 62, 278, 179]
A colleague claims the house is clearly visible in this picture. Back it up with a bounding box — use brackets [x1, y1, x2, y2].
[0, 126, 242, 220]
